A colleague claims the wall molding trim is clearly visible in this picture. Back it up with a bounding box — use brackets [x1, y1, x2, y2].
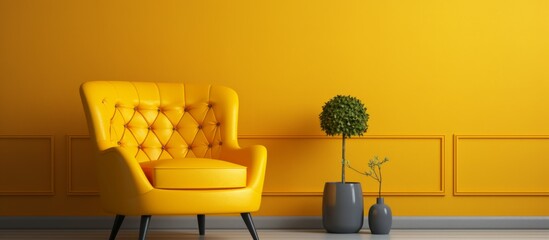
[454, 135, 549, 196]
[66, 134, 446, 197]
[0, 135, 55, 195]
[241, 134, 446, 196]
[1, 216, 547, 230]
[67, 135, 98, 195]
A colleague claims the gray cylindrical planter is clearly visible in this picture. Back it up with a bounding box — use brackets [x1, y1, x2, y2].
[368, 197, 392, 234]
[322, 182, 364, 233]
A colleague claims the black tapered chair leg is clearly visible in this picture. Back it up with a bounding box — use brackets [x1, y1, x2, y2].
[197, 214, 205, 235]
[109, 215, 125, 240]
[241, 213, 259, 240]
[138, 215, 151, 240]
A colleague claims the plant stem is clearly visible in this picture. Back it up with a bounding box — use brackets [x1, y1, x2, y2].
[341, 135, 346, 184]
[378, 164, 382, 198]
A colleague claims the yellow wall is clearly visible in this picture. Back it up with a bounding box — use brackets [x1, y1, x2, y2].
[1, 0, 548, 216]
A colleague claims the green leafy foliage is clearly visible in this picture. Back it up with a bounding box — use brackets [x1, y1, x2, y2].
[348, 156, 389, 198]
[319, 95, 369, 183]
[319, 95, 369, 138]
[363, 156, 389, 182]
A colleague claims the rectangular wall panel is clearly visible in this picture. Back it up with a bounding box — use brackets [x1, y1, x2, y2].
[0, 136, 54, 195]
[454, 135, 549, 195]
[67, 134, 444, 197]
[67, 136, 99, 195]
[240, 135, 445, 196]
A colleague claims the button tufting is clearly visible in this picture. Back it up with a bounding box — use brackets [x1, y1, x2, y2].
[219, 141, 223, 146]
[208, 143, 213, 148]
[198, 125, 202, 129]
[216, 122, 221, 126]
[208, 103, 213, 108]
[187, 146, 193, 150]
[138, 145, 143, 149]
[172, 127, 177, 131]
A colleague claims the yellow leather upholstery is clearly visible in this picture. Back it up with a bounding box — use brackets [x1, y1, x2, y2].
[80, 81, 267, 216]
[140, 158, 247, 189]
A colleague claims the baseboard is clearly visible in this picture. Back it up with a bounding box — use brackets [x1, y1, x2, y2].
[0, 216, 547, 229]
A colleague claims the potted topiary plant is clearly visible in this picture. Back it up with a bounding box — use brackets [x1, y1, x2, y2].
[349, 156, 392, 234]
[319, 95, 369, 233]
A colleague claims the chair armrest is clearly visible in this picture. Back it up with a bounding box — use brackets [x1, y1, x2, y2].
[97, 147, 154, 198]
[220, 145, 267, 190]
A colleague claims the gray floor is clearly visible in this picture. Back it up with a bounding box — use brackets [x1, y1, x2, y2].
[0, 229, 548, 240]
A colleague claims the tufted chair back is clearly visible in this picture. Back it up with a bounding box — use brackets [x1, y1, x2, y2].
[81, 81, 239, 163]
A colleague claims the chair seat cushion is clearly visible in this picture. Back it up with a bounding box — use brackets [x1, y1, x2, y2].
[140, 158, 247, 189]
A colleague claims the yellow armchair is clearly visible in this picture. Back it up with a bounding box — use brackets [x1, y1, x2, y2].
[80, 81, 267, 240]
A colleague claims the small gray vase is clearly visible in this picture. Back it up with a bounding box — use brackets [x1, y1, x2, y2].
[368, 197, 392, 234]
[322, 182, 364, 233]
